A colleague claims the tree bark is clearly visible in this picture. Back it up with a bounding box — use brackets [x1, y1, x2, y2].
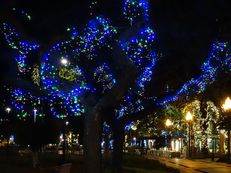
[102, 129, 110, 171]
[32, 150, 39, 168]
[112, 121, 125, 173]
[104, 131, 110, 161]
[84, 108, 102, 173]
[31, 146, 40, 168]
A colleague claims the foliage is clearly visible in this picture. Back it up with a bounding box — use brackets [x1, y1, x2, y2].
[217, 111, 231, 131]
[182, 99, 220, 150]
[136, 113, 164, 137]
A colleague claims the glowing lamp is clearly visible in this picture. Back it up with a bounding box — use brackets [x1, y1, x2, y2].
[60, 58, 69, 66]
[185, 111, 193, 122]
[5, 107, 11, 114]
[165, 119, 172, 127]
[222, 97, 231, 112]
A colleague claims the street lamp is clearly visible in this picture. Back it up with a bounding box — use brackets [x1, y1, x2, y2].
[5, 107, 11, 162]
[186, 111, 193, 122]
[60, 58, 69, 66]
[222, 97, 231, 162]
[165, 119, 172, 150]
[185, 111, 193, 158]
[5, 107, 11, 114]
[63, 121, 69, 163]
[33, 108, 37, 123]
[165, 119, 173, 127]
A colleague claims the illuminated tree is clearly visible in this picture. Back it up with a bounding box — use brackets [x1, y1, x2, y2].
[1, 1, 156, 173]
[2, 1, 231, 173]
[157, 42, 231, 106]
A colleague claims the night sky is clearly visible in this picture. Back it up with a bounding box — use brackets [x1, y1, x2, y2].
[0, 0, 231, 98]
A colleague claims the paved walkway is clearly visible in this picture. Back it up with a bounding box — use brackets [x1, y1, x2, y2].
[146, 156, 231, 173]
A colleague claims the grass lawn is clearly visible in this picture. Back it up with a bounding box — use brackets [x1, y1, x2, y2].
[122, 154, 179, 173]
[0, 151, 178, 173]
[0, 151, 83, 173]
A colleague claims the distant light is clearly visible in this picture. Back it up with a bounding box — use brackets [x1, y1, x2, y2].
[185, 111, 193, 121]
[33, 108, 37, 113]
[65, 121, 69, 126]
[10, 135, 14, 143]
[131, 124, 137, 131]
[60, 58, 69, 66]
[33, 108, 37, 123]
[5, 107, 11, 114]
[165, 119, 172, 127]
[222, 97, 231, 111]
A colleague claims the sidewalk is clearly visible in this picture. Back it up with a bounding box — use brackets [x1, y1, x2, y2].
[146, 155, 231, 173]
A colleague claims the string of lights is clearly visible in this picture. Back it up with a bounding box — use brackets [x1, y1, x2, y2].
[11, 88, 43, 120]
[40, 16, 117, 116]
[0, 23, 39, 74]
[123, 0, 150, 24]
[117, 1, 157, 118]
[94, 63, 116, 93]
[12, 7, 32, 21]
[158, 41, 231, 106]
[2, 0, 157, 119]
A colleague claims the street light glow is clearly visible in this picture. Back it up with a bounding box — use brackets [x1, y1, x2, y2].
[131, 124, 137, 131]
[165, 119, 172, 127]
[33, 108, 37, 123]
[185, 111, 193, 121]
[222, 97, 231, 111]
[221, 97, 231, 162]
[60, 58, 69, 66]
[5, 107, 11, 114]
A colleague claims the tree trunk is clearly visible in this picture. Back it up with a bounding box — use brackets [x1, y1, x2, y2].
[84, 108, 102, 173]
[104, 131, 110, 161]
[219, 132, 225, 153]
[102, 130, 110, 171]
[141, 138, 145, 156]
[32, 149, 39, 168]
[112, 122, 125, 173]
[200, 100, 209, 155]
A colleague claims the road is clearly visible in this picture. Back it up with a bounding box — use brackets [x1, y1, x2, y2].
[147, 156, 231, 173]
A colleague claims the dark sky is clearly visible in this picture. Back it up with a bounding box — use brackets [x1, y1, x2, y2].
[0, 0, 231, 97]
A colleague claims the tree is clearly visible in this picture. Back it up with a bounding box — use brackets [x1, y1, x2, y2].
[2, 1, 231, 173]
[0, 1, 156, 173]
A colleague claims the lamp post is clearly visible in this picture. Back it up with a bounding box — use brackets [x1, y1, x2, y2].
[165, 119, 172, 150]
[185, 111, 193, 158]
[5, 107, 11, 114]
[33, 108, 37, 123]
[5, 107, 11, 162]
[5, 107, 11, 140]
[222, 97, 231, 162]
[60, 57, 69, 66]
[63, 121, 69, 163]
